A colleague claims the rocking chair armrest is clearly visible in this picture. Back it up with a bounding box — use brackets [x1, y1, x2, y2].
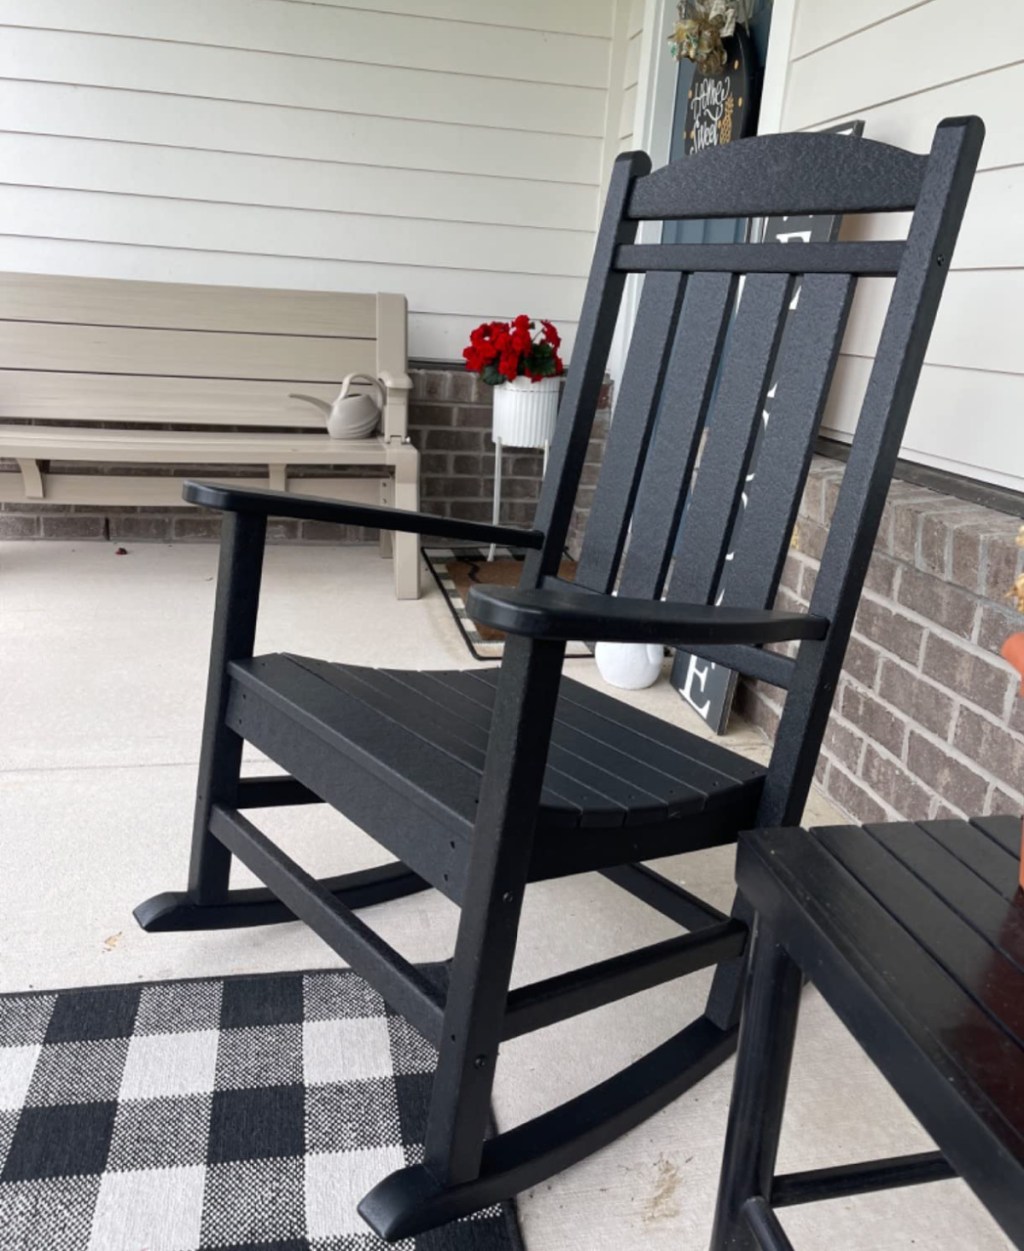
[465, 586, 829, 646]
[181, 480, 544, 549]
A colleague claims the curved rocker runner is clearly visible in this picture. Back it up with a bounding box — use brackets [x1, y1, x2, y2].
[135, 118, 982, 1240]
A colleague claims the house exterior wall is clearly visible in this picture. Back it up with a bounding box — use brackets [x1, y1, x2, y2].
[768, 0, 1024, 495]
[738, 457, 1024, 822]
[0, 0, 634, 362]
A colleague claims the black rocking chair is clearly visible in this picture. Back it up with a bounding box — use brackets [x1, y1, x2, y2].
[135, 118, 982, 1240]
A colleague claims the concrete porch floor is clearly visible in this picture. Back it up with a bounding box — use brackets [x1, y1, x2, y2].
[0, 540, 1010, 1250]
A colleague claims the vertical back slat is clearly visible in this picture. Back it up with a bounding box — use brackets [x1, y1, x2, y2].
[616, 271, 737, 599]
[574, 271, 687, 592]
[720, 272, 856, 608]
[761, 117, 985, 827]
[668, 273, 794, 606]
[523, 151, 651, 588]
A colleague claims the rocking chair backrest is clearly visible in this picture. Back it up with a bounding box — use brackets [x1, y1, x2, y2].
[523, 119, 984, 827]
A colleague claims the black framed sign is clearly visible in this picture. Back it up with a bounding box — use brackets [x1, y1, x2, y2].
[682, 25, 760, 155]
[671, 119, 865, 734]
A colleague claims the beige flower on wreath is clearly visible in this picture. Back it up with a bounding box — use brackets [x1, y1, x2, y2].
[669, 0, 743, 76]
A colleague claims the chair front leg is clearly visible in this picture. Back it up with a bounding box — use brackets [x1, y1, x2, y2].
[187, 511, 267, 904]
[710, 914, 803, 1251]
[424, 634, 567, 1186]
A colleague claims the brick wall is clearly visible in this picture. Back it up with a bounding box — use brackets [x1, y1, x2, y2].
[0, 366, 607, 545]
[737, 456, 1024, 823]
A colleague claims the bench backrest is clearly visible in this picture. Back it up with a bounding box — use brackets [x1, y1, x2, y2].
[0, 273, 408, 440]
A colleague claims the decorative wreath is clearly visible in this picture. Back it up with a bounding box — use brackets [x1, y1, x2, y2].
[669, 0, 752, 76]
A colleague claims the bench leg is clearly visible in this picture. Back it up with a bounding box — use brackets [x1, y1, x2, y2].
[392, 448, 421, 600]
[378, 478, 394, 559]
[711, 916, 803, 1251]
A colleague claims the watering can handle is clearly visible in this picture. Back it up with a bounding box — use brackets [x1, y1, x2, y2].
[339, 373, 387, 410]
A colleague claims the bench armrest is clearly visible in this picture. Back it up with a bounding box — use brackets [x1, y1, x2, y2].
[379, 370, 413, 392]
[466, 585, 828, 646]
[182, 480, 544, 550]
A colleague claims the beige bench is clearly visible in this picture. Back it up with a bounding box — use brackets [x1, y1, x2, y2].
[0, 273, 420, 598]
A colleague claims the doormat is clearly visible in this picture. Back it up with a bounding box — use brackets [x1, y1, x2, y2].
[0, 968, 522, 1251]
[422, 545, 590, 661]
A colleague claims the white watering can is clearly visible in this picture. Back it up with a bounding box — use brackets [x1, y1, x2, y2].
[290, 373, 385, 439]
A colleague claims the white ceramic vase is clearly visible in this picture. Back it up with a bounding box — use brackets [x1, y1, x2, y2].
[491, 375, 559, 448]
[594, 641, 664, 690]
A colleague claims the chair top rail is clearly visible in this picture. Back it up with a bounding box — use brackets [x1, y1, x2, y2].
[615, 241, 905, 276]
[626, 131, 927, 221]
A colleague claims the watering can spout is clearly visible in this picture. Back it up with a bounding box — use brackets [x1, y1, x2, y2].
[289, 393, 333, 416]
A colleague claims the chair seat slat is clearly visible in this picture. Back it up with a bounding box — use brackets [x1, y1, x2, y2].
[457, 671, 707, 821]
[379, 668, 633, 826]
[529, 671, 765, 789]
[431, 670, 672, 823]
[234, 655, 481, 831]
[451, 668, 715, 801]
[336, 666, 591, 824]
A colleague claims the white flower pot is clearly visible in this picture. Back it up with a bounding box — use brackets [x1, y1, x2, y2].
[491, 375, 559, 448]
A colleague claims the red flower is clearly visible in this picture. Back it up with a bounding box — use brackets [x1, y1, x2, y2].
[462, 316, 563, 384]
[540, 319, 561, 350]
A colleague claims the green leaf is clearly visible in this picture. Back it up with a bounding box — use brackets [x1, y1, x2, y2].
[481, 363, 504, 386]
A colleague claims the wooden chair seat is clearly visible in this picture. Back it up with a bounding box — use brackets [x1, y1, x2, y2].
[229, 655, 766, 891]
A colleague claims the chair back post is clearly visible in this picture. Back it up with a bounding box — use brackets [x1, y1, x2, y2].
[523, 150, 651, 587]
[759, 117, 985, 827]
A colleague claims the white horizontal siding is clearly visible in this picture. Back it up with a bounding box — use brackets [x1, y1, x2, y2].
[0, 134, 597, 233]
[0, 0, 618, 360]
[0, 0, 610, 88]
[0, 27, 607, 139]
[0, 186, 593, 279]
[825, 355, 1024, 494]
[0, 81, 601, 183]
[790, 0, 931, 59]
[843, 271, 1024, 376]
[786, 0, 1024, 131]
[778, 0, 1024, 492]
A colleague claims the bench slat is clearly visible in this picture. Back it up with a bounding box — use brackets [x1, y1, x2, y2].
[0, 273, 379, 337]
[0, 425, 398, 464]
[0, 372, 347, 427]
[0, 321, 377, 382]
[0, 472, 386, 508]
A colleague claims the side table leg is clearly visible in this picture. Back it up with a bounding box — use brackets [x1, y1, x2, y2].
[710, 915, 803, 1251]
[488, 437, 503, 562]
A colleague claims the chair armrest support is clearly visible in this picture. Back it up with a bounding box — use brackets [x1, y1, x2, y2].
[466, 586, 828, 646]
[183, 480, 544, 550]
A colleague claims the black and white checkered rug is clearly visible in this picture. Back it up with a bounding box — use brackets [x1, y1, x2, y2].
[0, 969, 522, 1251]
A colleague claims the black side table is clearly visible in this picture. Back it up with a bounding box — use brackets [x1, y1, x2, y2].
[711, 815, 1024, 1250]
